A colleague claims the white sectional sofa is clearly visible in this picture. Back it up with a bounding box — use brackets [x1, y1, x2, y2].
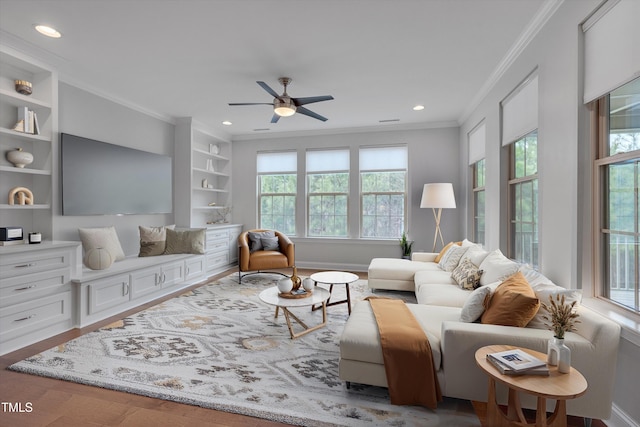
[339, 244, 621, 421]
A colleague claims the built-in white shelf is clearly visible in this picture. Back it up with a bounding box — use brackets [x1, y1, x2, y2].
[0, 127, 50, 142]
[193, 187, 228, 193]
[0, 203, 51, 210]
[192, 167, 229, 177]
[0, 165, 51, 175]
[0, 88, 52, 109]
[192, 147, 229, 161]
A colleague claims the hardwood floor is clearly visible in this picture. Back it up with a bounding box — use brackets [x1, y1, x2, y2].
[0, 268, 605, 427]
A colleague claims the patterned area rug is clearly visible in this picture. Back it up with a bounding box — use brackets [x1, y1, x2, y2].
[10, 273, 480, 426]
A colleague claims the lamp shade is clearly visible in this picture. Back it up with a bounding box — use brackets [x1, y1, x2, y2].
[420, 183, 456, 209]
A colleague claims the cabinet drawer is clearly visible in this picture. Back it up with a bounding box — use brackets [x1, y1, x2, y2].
[88, 274, 130, 315]
[206, 251, 229, 271]
[0, 291, 72, 343]
[0, 249, 71, 279]
[0, 268, 70, 307]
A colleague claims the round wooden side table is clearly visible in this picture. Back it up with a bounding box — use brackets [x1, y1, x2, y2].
[475, 345, 587, 427]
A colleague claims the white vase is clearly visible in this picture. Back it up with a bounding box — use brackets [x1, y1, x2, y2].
[547, 336, 571, 373]
[7, 147, 33, 168]
[302, 277, 314, 292]
[84, 247, 114, 270]
[277, 277, 293, 294]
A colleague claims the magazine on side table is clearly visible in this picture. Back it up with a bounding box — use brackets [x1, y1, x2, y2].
[487, 348, 549, 376]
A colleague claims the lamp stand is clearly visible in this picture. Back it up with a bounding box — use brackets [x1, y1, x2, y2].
[431, 207, 445, 252]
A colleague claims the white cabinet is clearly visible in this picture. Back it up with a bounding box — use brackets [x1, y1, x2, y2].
[175, 117, 232, 228]
[0, 241, 79, 355]
[0, 46, 57, 240]
[205, 224, 242, 274]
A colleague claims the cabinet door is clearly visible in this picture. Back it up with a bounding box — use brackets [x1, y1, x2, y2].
[88, 274, 130, 315]
[161, 261, 184, 288]
[130, 266, 162, 299]
[228, 226, 242, 263]
[185, 256, 205, 282]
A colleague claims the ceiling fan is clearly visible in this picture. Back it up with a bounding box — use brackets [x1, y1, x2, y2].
[229, 77, 334, 123]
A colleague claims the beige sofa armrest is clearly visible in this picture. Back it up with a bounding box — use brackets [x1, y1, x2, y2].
[411, 252, 438, 262]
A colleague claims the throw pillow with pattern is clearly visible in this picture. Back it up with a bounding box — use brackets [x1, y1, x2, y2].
[451, 258, 484, 290]
[438, 245, 469, 272]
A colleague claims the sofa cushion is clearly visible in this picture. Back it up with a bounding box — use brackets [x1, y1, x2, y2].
[248, 230, 276, 252]
[164, 228, 206, 255]
[368, 258, 440, 282]
[138, 224, 175, 257]
[481, 271, 540, 327]
[340, 301, 461, 370]
[460, 246, 490, 267]
[416, 282, 470, 307]
[79, 226, 126, 261]
[460, 281, 501, 322]
[478, 249, 519, 286]
[451, 258, 483, 290]
[434, 241, 460, 263]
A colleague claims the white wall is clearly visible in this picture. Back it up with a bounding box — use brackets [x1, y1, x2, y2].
[459, 1, 640, 425]
[232, 126, 461, 270]
[53, 83, 175, 256]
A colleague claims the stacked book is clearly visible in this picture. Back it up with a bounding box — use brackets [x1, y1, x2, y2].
[486, 348, 549, 376]
[13, 106, 40, 135]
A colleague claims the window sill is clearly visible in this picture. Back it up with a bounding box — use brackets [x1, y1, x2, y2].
[581, 297, 640, 347]
[291, 237, 399, 246]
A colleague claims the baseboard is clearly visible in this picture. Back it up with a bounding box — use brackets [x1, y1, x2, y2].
[295, 260, 368, 273]
[605, 404, 640, 427]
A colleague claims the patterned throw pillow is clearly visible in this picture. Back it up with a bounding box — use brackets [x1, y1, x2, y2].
[438, 245, 469, 272]
[451, 258, 484, 290]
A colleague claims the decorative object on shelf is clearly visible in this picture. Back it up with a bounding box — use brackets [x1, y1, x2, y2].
[208, 202, 217, 206]
[210, 144, 220, 155]
[303, 277, 314, 292]
[542, 294, 580, 374]
[14, 80, 32, 95]
[6, 147, 34, 168]
[8, 186, 34, 205]
[84, 247, 114, 270]
[420, 183, 456, 252]
[209, 205, 231, 224]
[202, 178, 208, 188]
[14, 107, 39, 135]
[0, 226, 23, 241]
[206, 159, 215, 172]
[277, 276, 294, 294]
[399, 230, 413, 259]
[28, 232, 42, 244]
[291, 266, 302, 291]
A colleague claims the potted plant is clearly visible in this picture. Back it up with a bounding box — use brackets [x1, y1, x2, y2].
[541, 294, 580, 373]
[399, 231, 413, 259]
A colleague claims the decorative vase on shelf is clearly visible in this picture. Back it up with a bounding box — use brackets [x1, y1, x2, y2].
[291, 266, 302, 290]
[7, 147, 33, 168]
[547, 336, 571, 373]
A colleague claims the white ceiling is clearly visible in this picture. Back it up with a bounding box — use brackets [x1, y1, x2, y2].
[0, 0, 551, 140]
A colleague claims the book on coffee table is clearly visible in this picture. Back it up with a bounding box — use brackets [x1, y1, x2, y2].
[486, 354, 549, 376]
[487, 348, 547, 373]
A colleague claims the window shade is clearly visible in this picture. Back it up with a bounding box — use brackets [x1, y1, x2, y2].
[257, 151, 297, 173]
[583, 0, 640, 103]
[502, 74, 538, 146]
[359, 146, 407, 171]
[468, 122, 486, 165]
[306, 149, 350, 172]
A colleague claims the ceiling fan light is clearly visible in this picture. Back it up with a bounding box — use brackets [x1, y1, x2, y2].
[274, 99, 297, 117]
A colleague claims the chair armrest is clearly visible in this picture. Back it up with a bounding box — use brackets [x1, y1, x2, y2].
[238, 231, 250, 271]
[276, 232, 295, 267]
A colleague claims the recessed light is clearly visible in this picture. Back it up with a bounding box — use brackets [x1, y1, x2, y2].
[413, 105, 425, 111]
[34, 24, 62, 38]
[222, 121, 232, 126]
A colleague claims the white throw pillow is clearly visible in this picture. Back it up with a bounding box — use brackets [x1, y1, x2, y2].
[461, 246, 489, 267]
[79, 226, 126, 261]
[478, 249, 519, 286]
[460, 281, 501, 322]
[438, 245, 469, 272]
[527, 284, 582, 329]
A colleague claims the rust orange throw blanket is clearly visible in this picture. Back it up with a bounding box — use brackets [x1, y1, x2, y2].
[368, 298, 442, 409]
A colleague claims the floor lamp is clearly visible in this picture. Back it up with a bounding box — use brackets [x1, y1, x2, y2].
[420, 183, 456, 252]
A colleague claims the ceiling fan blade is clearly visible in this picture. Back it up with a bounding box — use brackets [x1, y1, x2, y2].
[228, 102, 273, 106]
[296, 106, 328, 122]
[270, 113, 281, 123]
[292, 95, 334, 106]
[257, 81, 282, 99]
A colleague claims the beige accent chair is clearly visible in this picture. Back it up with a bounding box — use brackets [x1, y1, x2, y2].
[238, 229, 295, 283]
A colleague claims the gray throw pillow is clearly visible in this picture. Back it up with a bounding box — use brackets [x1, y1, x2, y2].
[248, 230, 275, 252]
[261, 236, 280, 251]
[163, 228, 205, 254]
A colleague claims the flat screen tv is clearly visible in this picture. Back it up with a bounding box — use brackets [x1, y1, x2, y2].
[61, 133, 172, 215]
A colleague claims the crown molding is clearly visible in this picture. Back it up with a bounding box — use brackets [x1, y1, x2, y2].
[457, 0, 564, 125]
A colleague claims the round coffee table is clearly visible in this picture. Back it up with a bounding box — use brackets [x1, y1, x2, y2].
[258, 286, 330, 339]
[309, 271, 359, 315]
[475, 345, 587, 427]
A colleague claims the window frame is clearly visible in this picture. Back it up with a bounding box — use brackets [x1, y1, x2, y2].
[472, 158, 486, 245]
[256, 151, 297, 235]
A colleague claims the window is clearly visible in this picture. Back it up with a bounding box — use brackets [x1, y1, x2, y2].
[508, 131, 538, 266]
[306, 149, 349, 237]
[257, 151, 297, 235]
[360, 146, 408, 238]
[594, 77, 639, 312]
[473, 159, 486, 245]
